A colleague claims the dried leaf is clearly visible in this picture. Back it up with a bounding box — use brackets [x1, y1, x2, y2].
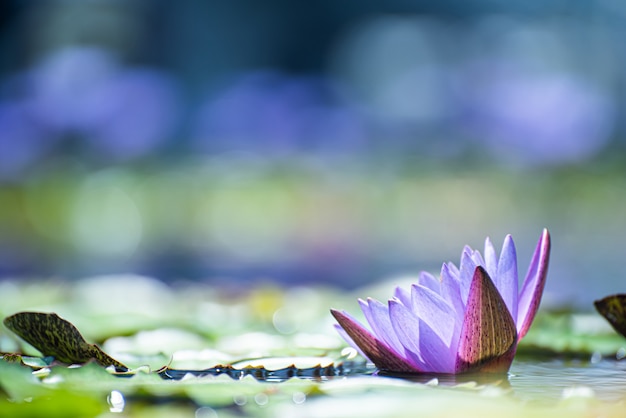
[1, 353, 26, 365]
[3, 312, 127, 371]
[594, 294, 626, 338]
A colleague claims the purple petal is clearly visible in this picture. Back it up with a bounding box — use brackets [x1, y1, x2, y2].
[389, 300, 454, 373]
[359, 298, 405, 354]
[441, 262, 461, 287]
[386, 301, 421, 356]
[483, 237, 498, 279]
[418, 271, 441, 294]
[495, 235, 519, 322]
[458, 250, 478, 304]
[331, 309, 422, 372]
[516, 229, 551, 339]
[333, 324, 368, 359]
[410, 284, 457, 349]
[393, 286, 412, 307]
[440, 263, 465, 322]
[455, 266, 517, 373]
[470, 249, 486, 268]
[444, 261, 461, 280]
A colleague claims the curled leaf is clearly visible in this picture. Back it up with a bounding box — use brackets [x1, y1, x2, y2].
[594, 294, 626, 338]
[1, 353, 26, 365]
[3, 312, 127, 371]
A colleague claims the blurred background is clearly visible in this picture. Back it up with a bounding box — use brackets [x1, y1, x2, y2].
[1, 0, 625, 307]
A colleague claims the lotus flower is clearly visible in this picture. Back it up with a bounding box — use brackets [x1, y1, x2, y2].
[331, 229, 551, 374]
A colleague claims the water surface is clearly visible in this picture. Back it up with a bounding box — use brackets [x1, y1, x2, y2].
[509, 359, 626, 402]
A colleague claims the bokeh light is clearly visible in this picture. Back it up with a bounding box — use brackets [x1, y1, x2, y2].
[1, 1, 626, 306]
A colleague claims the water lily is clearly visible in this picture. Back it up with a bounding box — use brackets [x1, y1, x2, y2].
[331, 229, 551, 374]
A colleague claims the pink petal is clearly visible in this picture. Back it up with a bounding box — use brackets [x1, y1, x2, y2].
[495, 235, 518, 322]
[516, 229, 551, 339]
[455, 266, 517, 374]
[330, 309, 422, 373]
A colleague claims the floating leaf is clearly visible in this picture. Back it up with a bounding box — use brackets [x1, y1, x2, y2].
[1, 353, 25, 365]
[3, 312, 127, 371]
[594, 294, 626, 338]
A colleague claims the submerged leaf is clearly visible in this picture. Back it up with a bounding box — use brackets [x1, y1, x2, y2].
[3, 312, 127, 371]
[594, 294, 626, 338]
[456, 267, 517, 373]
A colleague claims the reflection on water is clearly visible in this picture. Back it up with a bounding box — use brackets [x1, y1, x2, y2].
[158, 360, 370, 383]
[374, 358, 626, 402]
[509, 359, 626, 402]
[380, 370, 510, 387]
[157, 357, 626, 402]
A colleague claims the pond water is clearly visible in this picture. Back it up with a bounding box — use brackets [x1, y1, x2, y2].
[231, 358, 626, 418]
[369, 358, 626, 403]
[4, 349, 626, 416]
[2, 276, 626, 416]
[158, 356, 626, 403]
[508, 359, 626, 402]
